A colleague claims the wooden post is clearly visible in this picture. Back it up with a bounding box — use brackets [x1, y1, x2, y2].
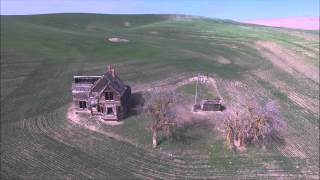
[90, 105, 93, 116]
[194, 73, 199, 105]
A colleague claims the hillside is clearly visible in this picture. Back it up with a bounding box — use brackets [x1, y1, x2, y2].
[1, 13, 319, 179]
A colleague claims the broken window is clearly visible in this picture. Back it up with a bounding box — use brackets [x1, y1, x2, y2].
[107, 107, 114, 114]
[97, 105, 103, 113]
[105, 92, 113, 100]
[79, 101, 87, 109]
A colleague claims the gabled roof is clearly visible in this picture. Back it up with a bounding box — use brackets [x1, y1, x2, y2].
[73, 92, 90, 99]
[73, 76, 102, 84]
[91, 71, 127, 95]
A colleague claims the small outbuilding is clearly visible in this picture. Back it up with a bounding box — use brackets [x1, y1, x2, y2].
[201, 99, 222, 111]
[193, 98, 223, 112]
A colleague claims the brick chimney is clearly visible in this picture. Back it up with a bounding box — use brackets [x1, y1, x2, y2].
[111, 68, 116, 77]
[107, 64, 112, 72]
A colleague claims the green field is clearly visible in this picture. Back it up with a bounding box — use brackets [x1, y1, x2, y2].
[1, 14, 319, 179]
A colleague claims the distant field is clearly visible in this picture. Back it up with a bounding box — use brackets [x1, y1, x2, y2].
[1, 14, 319, 179]
[241, 17, 320, 30]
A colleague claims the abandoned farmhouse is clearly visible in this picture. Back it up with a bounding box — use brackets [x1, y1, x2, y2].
[72, 65, 131, 121]
[72, 65, 223, 121]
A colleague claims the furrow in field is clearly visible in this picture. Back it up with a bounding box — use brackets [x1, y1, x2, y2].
[254, 40, 319, 83]
[14, 107, 297, 179]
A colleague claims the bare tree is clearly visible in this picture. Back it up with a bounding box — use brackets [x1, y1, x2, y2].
[224, 100, 287, 151]
[248, 100, 287, 145]
[144, 89, 177, 148]
[224, 110, 251, 150]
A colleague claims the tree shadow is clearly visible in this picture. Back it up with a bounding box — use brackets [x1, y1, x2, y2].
[264, 134, 286, 149]
[245, 133, 286, 150]
[158, 120, 214, 146]
[125, 92, 145, 119]
[157, 133, 168, 145]
[220, 105, 226, 111]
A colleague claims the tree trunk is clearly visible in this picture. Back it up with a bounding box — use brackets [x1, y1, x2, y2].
[152, 130, 157, 148]
[226, 126, 236, 150]
[237, 132, 244, 148]
[230, 127, 237, 151]
[239, 135, 244, 147]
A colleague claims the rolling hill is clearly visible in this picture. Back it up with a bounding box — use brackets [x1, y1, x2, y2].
[1, 13, 319, 179]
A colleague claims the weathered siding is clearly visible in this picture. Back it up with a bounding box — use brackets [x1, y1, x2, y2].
[101, 86, 121, 101]
[71, 68, 131, 121]
[120, 86, 131, 118]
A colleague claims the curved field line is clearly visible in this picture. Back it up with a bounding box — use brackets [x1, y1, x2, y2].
[3, 74, 315, 179]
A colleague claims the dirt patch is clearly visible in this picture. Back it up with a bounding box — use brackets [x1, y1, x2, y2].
[101, 120, 123, 126]
[85, 24, 98, 31]
[254, 41, 319, 83]
[132, 74, 225, 126]
[107, 37, 130, 43]
[216, 56, 231, 64]
[177, 48, 232, 65]
[66, 105, 80, 123]
[149, 31, 159, 35]
[176, 75, 222, 98]
[132, 74, 222, 98]
[175, 100, 224, 125]
[66, 104, 134, 145]
[123, 21, 131, 27]
[173, 76, 226, 127]
[255, 70, 319, 114]
[132, 74, 226, 126]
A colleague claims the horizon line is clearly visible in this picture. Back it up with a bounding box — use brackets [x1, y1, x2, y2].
[1, 12, 319, 20]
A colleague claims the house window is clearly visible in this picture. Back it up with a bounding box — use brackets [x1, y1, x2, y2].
[97, 105, 103, 113]
[107, 107, 114, 114]
[117, 106, 121, 114]
[105, 92, 113, 100]
[79, 101, 87, 109]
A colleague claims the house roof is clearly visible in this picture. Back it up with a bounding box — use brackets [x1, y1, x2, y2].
[201, 98, 222, 105]
[73, 92, 90, 99]
[73, 76, 101, 84]
[91, 71, 127, 95]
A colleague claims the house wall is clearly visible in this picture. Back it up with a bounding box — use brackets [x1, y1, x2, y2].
[202, 103, 221, 111]
[97, 86, 122, 120]
[72, 93, 90, 111]
[72, 81, 93, 112]
[71, 76, 131, 121]
[120, 86, 131, 118]
[101, 86, 121, 101]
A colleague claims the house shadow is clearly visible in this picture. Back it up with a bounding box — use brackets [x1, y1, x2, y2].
[220, 105, 226, 111]
[125, 92, 145, 119]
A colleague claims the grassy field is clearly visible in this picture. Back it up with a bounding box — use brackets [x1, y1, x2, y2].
[1, 13, 319, 179]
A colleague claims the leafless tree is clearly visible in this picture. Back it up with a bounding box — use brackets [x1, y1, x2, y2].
[224, 100, 287, 151]
[144, 89, 177, 148]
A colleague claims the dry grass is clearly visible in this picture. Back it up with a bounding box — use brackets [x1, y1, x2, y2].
[255, 41, 319, 83]
[255, 70, 319, 114]
[66, 104, 135, 145]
